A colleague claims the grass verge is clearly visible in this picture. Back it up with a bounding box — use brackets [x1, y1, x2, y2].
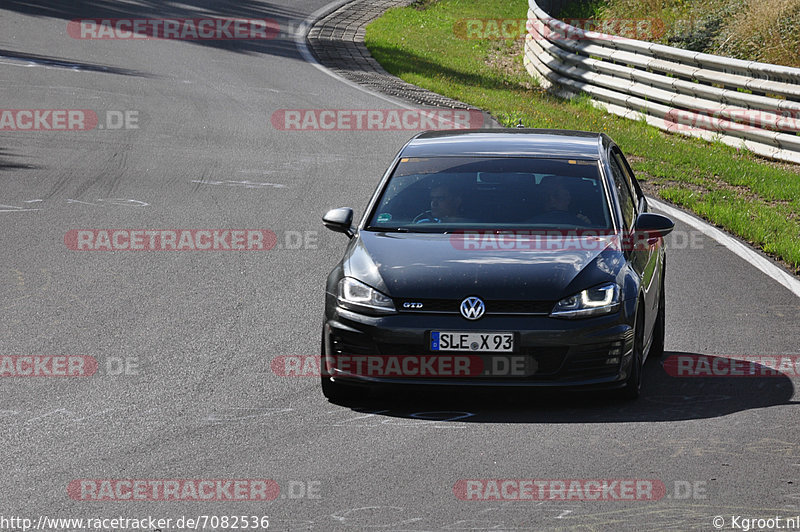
[364, 0, 800, 273]
[560, 0, 800, 68]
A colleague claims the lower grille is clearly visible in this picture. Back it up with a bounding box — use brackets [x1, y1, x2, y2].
[562, 342, 621, 379]
[519, 346, 569, 376]
[331, 337, 622, 382]
[330, 331, 377, 357]
[377, 343, 569, 380]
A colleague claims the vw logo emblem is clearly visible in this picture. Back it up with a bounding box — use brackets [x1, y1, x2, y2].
[460, 297, 485, 320]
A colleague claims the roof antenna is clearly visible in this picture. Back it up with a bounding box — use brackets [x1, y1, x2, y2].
[515, 119, 525, 129]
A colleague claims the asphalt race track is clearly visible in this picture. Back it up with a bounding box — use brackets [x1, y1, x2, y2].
[1, 1, 800, 531]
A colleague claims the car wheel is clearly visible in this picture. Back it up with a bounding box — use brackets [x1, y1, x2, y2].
[618, 307, 645, 400]
[649, 270, 666, 360]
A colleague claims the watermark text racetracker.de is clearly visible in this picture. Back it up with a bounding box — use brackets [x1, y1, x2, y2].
[68, 479, 321, 501]
[0, 356, 141, 377]
[0, 109, 140, 131]
[271, 109, 485, 131]
[665, 108, 800, 134]
[447, 229, 704, 251]
[70, 479, 277, 501]
[453, 479, 708, 501]
[64, 229, 319, 251]
[453, 18, 666, 40]
[68, 18, 279, 40]
[0, 356, 97, 377]
[273, 355, 533, 378]
[664, 354, 800, 377]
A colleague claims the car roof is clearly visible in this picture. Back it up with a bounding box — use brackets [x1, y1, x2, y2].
[401, 129, 607, 160]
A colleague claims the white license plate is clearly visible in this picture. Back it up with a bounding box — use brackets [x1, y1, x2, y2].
[431, 331, 514, 352]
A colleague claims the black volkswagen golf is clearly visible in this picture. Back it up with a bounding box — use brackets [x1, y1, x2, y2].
[321, 129, 673, 400]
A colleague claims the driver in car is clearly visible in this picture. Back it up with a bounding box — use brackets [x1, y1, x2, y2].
[414, 184, 466, 223]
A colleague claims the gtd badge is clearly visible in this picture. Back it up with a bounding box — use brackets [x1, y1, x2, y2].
[460, 297, 485, 320]
[403, 302, 424, 309]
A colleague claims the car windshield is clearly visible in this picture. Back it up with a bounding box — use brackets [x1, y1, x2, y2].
[365, 157, 612, 232]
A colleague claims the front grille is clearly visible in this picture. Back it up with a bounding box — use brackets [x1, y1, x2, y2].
[519, 346, 568, 376]
[396, 299, 553, 315]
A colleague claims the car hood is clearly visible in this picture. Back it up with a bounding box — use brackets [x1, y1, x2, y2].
[343, 231, 624, 301]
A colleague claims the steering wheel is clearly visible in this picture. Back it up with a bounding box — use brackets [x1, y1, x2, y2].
[412, 210, 441, 224]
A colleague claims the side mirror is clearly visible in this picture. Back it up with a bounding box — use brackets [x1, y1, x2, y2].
[633, 212, 674, 241]
[323, 207, 354, 238]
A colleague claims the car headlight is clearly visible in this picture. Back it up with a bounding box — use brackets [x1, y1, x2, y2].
[337, 277, 396, 314]
[550, 282, 620, 319]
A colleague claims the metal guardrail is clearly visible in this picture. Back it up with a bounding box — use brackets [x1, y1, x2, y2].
[524, 0, 800, 163]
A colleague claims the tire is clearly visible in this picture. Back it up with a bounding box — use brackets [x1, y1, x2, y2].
[649, 271, 666, 360]
[618, 308, 645, 400]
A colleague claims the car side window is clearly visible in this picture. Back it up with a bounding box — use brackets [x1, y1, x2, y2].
[611, 148, 645, 210]
[608, 153, 636, 230]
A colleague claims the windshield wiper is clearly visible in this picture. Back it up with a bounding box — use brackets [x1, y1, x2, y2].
[366, 226, 447, 234]
[365, 226, 410, 232]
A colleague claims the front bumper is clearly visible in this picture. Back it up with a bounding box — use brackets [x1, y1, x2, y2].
[322, 301, 636, 389]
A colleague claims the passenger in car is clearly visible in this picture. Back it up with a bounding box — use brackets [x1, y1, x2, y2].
[532, 179, 592, 225]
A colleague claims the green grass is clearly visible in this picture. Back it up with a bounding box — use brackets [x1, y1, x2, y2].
[364, 0, 800, 273]
[555, 0, 800, 68]
[558, 0, 607, 19]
